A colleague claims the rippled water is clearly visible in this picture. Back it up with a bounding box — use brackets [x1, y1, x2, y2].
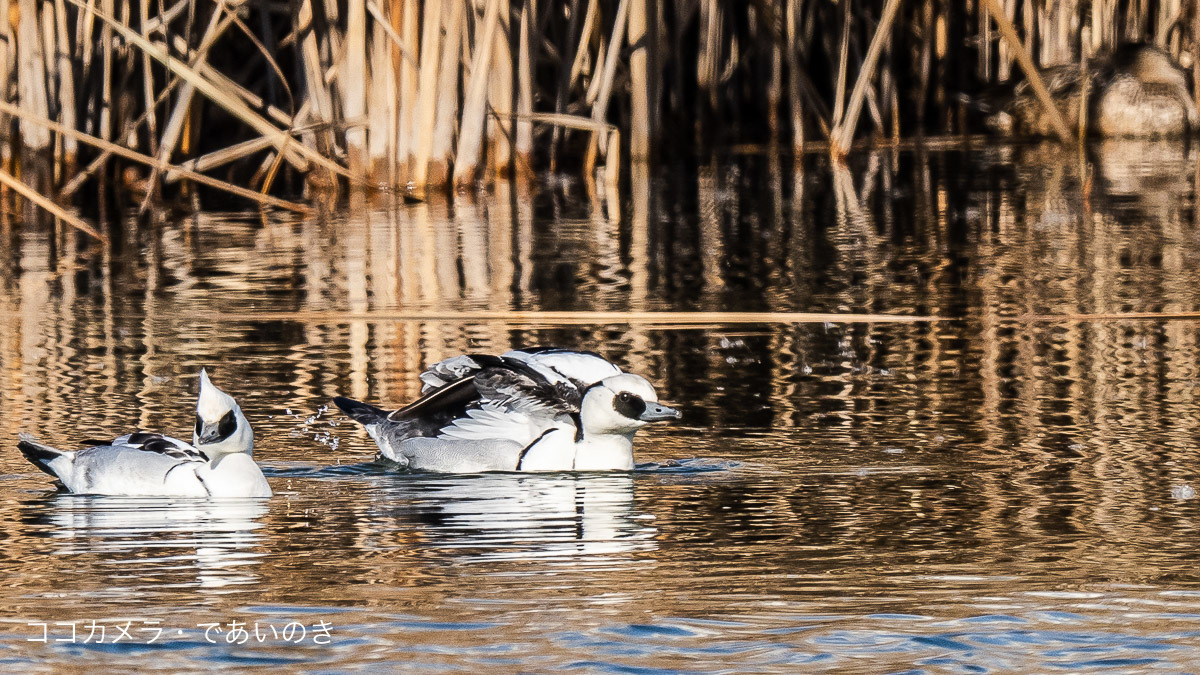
[5, 142, 1200, 671]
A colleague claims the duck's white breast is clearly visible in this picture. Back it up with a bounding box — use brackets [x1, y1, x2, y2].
[196, 454, 272, 498]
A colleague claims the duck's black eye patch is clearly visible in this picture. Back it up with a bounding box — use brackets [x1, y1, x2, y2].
[217, 410, 238, 441]
[197, 410, 239, 444]
[613, 391, 646, 419]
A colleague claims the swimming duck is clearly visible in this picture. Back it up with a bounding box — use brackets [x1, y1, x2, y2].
[333, 348, 681, 472]
[17, 370, 271, 497]
[986, 43, 1198, 137]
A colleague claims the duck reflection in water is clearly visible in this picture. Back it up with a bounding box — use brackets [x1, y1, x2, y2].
[371, 473, 655, 563]
[990, 137, 1197, 234]
[37, 496, 269, 590]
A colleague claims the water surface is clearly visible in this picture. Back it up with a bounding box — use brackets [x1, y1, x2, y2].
[3, 143, 1200, 671]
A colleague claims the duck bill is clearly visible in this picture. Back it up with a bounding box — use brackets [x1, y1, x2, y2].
[197, 423, 224, 445]
[639, 403, 681, 422]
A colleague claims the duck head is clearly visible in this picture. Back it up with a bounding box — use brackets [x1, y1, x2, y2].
[194, 369, 254, 458]
[579, 373, 681, 437]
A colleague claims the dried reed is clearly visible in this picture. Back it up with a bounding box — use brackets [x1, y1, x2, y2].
[0, 0, 1191, 218]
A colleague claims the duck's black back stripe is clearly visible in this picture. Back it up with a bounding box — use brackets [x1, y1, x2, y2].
[194, 470, 212, 497]
[515, 430, 554, 470]
[162, 462, 190, 485]
[570, 412, 584, 442]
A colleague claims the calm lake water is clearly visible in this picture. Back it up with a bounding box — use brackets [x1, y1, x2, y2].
[4, 142, 1200, 671]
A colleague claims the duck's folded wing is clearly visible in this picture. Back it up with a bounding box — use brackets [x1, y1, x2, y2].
[111, 432, 207, 461]
[70, 445, 208, 496]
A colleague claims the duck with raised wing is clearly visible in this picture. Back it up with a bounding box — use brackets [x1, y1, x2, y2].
[17, 370, 271, 497]
[333, 348, 681, 473]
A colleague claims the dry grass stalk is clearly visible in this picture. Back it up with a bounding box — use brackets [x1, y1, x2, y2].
[584, 38, 606, 106]
[514, 3, 533, 180]
[628, 0, 649, 162]
[394, 0, 419, 184]
[99, 0, 113, 143]
[487, 0, 514, 178]
[343, 0, 368, 175]
[981, 0, 1073, 143]
[0, 0, 11, 149]
[166, 137, 278, 179]
[453, 0, 502, 188]
[830, 0, 904, 158]
[584, 0, 630, 179]
[0, 100, 310, 213]
[52, 0, 76, 161]
[367, 18, 396, 184]
[1078, 49, 1089, 142]
[569, 0, 599, 88]
[410, 0, 444, 192]
[0, 166, 104, 241]
[428, 0, 462, 187]
[137, 0, 157, 157]
[831, 0, 851, 128]
[17, 0, 50, 150]
[696, 0, 721, 114]
[604, 128, 619, 193]
[296, 0, 337, 164]
[785, 0, 805, 151]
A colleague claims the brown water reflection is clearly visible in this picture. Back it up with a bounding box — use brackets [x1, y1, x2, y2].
[3, 142, 1200, 670]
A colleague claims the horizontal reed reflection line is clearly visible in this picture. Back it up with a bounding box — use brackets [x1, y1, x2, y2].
[212, 311, 1200, 324]
[221, 311, 942, 324]
[5, 309, 1198, 324]
[1016, 312, 1200, 322]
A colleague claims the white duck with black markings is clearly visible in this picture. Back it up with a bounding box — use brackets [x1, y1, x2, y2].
[17, 370, 271, 497]
[334, 348, 681, 473]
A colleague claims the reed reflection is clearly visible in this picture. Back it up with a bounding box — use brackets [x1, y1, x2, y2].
[3, 144, 1200, 612]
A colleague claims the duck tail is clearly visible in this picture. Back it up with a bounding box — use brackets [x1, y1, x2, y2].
[332, 396, 389, 426]
[17, 433, 69, 477]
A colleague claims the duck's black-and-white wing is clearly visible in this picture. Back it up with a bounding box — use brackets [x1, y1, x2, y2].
[111, 432, 208, 461]
[504, 347, 622, 388]
[416, 348, 622, 395]
[394, 354, 588, 446]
